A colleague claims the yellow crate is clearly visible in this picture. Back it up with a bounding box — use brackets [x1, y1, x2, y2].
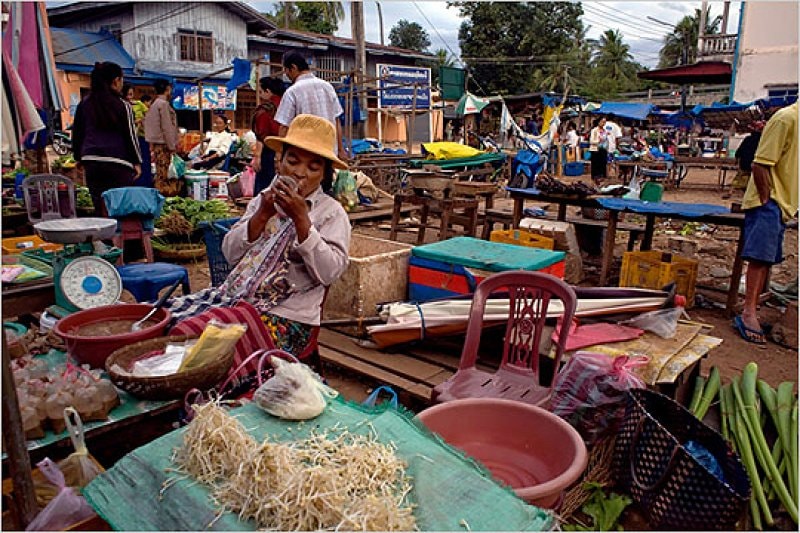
[1, 235, 62, 255]
[490, 229, 555, 250]
[620, 250, 698, 307]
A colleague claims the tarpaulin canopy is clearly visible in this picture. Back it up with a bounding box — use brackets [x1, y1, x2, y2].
[637, 61, 732, 85]
[591, 102, 661, 121]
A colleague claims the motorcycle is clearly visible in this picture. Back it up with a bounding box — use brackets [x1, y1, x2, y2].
[52, 127, 72, 156]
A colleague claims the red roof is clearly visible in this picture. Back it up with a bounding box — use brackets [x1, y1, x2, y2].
[638, 61, 732, 85]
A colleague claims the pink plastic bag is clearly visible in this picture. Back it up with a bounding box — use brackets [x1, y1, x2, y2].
[549, 352, 648, 444]
[25, 458, 96, 531]
[240, 166, 256, 197]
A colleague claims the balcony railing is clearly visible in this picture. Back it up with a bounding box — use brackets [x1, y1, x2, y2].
[700, 34, 738, 57]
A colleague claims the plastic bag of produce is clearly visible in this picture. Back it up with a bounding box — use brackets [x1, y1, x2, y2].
[254, 354, 337, 420]
[333, 170, 358, 211]
[168, 154, 186, 180]
[549, 352, 648, 444]
[620, 307, 684, 338]
[25, 458, 96, 531]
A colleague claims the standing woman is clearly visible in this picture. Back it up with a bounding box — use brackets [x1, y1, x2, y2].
[123, 84, 153, 188]
[144, 79, 181, 197]
[72, 62, 141, 216]
[251, 76, 286, 194]
[589, 117, 608, 183]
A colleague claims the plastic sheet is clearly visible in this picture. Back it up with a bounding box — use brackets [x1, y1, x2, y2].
[25, 458, 95, 531]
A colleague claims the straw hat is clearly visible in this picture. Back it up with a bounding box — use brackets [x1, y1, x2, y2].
[265, 114, 347, 169]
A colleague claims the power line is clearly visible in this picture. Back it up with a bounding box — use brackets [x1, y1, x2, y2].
[411, 1, 463, 67]
[582, 14, 665, 44]
[54, 4, 196, 58]
[582, 3, 665, 35]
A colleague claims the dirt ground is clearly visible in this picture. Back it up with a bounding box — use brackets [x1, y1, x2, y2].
[157, 165, 797, 397]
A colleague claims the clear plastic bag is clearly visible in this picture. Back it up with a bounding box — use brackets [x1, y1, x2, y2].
[253, 354, 338, 420]
[25, 458, 95, 531]
[620, 307, 684, 338]
[550, 352, 648, 444]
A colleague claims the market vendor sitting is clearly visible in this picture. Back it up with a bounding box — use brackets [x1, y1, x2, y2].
[191, 114, 235, 170]
[165, 114, 350, 354]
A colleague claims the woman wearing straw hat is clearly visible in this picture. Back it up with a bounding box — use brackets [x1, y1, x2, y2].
[216, 114, 351, 353]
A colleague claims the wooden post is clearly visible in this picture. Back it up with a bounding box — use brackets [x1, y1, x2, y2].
[408, 83, 418, 154]
[255, 60, 261, 108]
[198, 82, 204, 134]
[346, 72, 354, 158]
[2, 331, 37, 528]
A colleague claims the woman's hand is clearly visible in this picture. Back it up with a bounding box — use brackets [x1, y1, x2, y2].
[273, 179, 311, 242]
[250, 155, 261, 173]
[247, 189, 277, 241]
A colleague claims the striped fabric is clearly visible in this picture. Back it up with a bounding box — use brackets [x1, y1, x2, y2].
[169, 301, 276, 385]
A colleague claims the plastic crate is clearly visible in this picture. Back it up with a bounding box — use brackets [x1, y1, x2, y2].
[21, 244, 122, 266]
[2, 235, 62, 255]
[563, 161, 585, 177]
[490, 229, 555, 250]
[619, 250, 698, 307]
[199, 217, 240, 286]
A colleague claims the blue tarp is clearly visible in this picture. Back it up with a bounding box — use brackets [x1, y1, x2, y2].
[592, 102, 660, 121]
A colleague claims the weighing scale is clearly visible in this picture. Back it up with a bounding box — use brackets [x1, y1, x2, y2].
[32, 218, 123, 316]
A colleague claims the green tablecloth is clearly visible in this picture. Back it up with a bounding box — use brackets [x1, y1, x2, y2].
[4, 350, 177, 458]
[408, 152, 508, 170]
[84, 399, 553, 531]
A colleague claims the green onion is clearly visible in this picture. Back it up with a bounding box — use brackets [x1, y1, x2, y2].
[792, 398, 798, 504]
[689, 375, 706, 414]
[694, 367, 720, 420]
[776, 382, 797, 501]
[729, 380, 773, 527]
[736, 364, 798, 524]
[720, 382, 730, 442]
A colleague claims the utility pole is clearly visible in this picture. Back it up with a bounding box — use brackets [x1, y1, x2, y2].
[721, 0, 730, 34]
[376, 2, 384, 46]
[698, 1, 708, 59]
[351, 1, 367, 139]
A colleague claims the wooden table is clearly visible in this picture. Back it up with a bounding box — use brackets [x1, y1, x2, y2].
[389, 192, 479, 244]
[1, 279, 55, 319]
[507, 188, 746, 315]
[671, 157, 738, 189]
[614, 160, 670, 184]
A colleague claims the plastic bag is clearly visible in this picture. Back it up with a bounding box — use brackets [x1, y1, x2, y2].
[550, 352, 648, 444]
[25, 458, 96, 531]
[240, 166, 255, 197]
[620, 307, 683, 338]
[623, 175, 641, 200]
[361, 385, 398, 409]
[179, 321, 246, 372]
[130, 340, 197, 377]
[333, 170, 358, 211]
[254, 356, 338, 420]
[168, 154, 186, 180]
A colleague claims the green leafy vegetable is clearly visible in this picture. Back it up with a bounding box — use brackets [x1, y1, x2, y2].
[564, 482, 632, 531]
[158, 197, 230, 229]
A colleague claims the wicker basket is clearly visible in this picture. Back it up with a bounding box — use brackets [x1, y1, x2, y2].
[105, 335, 235, 400]
[154, 243, 207, 262]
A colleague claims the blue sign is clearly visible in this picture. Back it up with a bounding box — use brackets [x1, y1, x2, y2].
[377, 64, 431, 109]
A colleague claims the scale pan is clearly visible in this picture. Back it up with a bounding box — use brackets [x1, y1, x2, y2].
[34, 218, 118, 244]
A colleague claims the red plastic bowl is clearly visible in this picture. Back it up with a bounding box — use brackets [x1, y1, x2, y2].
[416, 398, 588, 509]
[53, 304, 171, 368]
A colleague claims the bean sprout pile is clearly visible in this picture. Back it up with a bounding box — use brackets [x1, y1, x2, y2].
[172, 402, 417, 531]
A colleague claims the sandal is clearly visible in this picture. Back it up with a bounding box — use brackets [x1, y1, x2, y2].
[733, 315, 766, 345]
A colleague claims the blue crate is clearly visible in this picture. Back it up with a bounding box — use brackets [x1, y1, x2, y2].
[564, 161, 585, 176]
[199, 217, 240, 286]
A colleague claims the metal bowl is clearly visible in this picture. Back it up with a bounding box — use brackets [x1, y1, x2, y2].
[34, 218, 117, 244]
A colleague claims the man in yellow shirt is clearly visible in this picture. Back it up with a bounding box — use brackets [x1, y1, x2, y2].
[736, 102, 798, 344]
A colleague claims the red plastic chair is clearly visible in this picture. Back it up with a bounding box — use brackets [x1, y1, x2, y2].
[431, 271, 577, 407]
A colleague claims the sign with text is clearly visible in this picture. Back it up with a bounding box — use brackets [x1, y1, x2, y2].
[172, 82, 237, 111]
[377, 64, 431, 109]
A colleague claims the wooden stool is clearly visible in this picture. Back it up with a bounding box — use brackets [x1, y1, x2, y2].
[389, 192, 479, 244]
[481, 208, 514, 240]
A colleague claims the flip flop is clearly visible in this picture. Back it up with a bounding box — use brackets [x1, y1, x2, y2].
[733, 315, 766, 345]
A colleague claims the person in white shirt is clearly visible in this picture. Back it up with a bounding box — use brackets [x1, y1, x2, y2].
[565, 121, 580, 162]
[192, 114, 234, 169]
[604, 119, 623, 154]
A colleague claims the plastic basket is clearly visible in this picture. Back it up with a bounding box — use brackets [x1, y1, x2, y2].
[490, 229, 555, 250]
[613, 389, 749, 530]
[2, 235, 62, 255]
[199, 217, 240, 286]
[21, 245, 122, 266]
[563, 162, 585, 177]
[619, 250, 698, 307]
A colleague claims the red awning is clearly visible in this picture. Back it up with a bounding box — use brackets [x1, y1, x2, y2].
[637, 61, 732, 85]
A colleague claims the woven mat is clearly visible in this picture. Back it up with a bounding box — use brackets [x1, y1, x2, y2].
[83, 398, 553, 531]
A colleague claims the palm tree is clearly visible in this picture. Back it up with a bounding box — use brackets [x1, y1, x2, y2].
[658, 7, 721, 67]
[434, 48, 455, 68]
[272, 2, 344, 32]
[592, 29, 634, 81]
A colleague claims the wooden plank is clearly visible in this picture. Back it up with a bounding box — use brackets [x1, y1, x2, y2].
[348, 204, 417, 222]
[319, 329, 452, 386]
[319, 346, 433, 402]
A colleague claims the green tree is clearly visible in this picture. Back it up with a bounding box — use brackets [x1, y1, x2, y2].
[658, 7, 721, 67]
[451, 2, 585, 95]
[592, 29, 635, 81]
[388, 19, 431, 52]
[267, 2, 344, 35]
[428, 48, 455, 87]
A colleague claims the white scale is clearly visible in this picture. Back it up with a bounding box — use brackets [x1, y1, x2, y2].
[33, 218, 124, 313]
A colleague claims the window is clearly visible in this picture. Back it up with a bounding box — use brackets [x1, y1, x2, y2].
[178, 29, 213, 63]
[315, 55, 343, 82]
[100, 23, 122, 43]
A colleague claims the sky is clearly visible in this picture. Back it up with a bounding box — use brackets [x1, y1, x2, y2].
[247, 1, 742, 68]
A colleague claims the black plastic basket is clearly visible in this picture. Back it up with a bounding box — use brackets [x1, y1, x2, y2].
[612, 388, 750, 530]
[198, 217, 240, 287]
